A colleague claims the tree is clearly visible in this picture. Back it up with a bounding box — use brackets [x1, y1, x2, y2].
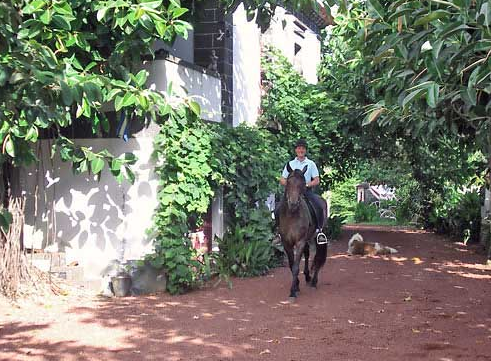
[0, 0, 197, 297]
[0, 0, 322, 297]
[322, 0, 490, 233]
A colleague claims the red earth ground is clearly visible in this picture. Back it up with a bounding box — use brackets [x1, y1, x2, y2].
[1, 225, 491, 361]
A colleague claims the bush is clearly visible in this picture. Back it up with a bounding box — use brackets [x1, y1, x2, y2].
[210, 206, 278, 278]
[430, 189, 482, 243]
[329, 176, 360, 222]
[325, 215, 344, 240]
[354, 202, 378, 223]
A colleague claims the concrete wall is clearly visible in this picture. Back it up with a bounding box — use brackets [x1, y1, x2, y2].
[145, 57, 222, 123]
[262, 7, 321, 84]
[154, 31, 194, 63]
[22, 138, 157, 280]
[232, 5, 262, 126]
[22, 59, 223, 282]
[232, 6, 322, 126]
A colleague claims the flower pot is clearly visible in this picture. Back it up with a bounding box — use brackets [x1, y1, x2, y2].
[111, 274, 132, 297]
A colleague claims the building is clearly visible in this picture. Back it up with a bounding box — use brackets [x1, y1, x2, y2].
[20, 1, 329, 289]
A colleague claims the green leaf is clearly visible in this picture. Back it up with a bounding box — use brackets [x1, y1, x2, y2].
[0, 210, 13, 232]
[414, 10, 449, 27]
[134, 70, 148, 87]
[115, 95, 124, 111]
[155, 21, 167, 37]
[111, 158, 123, 171]
[189, 101, 201, 116]
[367, 0, 385, 19]
[122, 92, 136, 107]
[91, 158, 105, 174]
[40, 9, 52, 24]
[141, 0, 163, 9]
[172, 7, 188, 18]
[439, 23, 470, 39]
[0, 66, 11, 87]
[4, 136, 15, 157]
[52, 14, 72, 30]
[60, 81, 73, 106]
[426, 83, 439, 108]
[402, 88, 426, 108]
[83, 82, 102, 103]
[25, 127, 39, 142]
[97, 7, 109, 21]
[22, 0, 46, 14]
[124, 165, 136, 184]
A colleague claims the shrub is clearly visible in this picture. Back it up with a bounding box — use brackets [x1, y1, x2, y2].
[325, 215, 344, 240]
[329, 176, 360, 222]
[354, 202, 378, 223]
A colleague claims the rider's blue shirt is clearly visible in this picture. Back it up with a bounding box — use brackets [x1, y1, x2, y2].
[282, 157, 319, 182]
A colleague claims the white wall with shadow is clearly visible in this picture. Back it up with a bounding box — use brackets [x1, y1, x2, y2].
[21, 138, 159, 281]
[232, 4, 262, 126]
[144, 58, 222, 123]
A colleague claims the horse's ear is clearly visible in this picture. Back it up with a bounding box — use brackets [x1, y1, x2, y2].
[301, 165, 308, 174]
[286, 162, 293, 174]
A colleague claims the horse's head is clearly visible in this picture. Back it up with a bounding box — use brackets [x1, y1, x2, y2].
[285, 163, 307, 212]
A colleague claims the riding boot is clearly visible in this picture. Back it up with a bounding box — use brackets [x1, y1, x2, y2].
[305, 190, 328, 245]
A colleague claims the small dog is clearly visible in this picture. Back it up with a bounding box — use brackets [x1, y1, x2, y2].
[347, 233, 398, 256]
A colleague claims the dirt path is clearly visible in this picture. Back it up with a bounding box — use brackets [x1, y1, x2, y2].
[1, 226, 491, 361]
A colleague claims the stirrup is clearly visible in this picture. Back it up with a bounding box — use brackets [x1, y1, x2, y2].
[272, 233, 282, 245]
[316, 232, 328, 245]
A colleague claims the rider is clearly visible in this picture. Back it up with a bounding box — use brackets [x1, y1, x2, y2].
[277, 139, 327, 243]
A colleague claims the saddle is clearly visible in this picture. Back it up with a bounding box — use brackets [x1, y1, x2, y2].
[304, 195, 323, 230]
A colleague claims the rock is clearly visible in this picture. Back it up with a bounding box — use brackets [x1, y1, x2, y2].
[124, 260, 167, 295]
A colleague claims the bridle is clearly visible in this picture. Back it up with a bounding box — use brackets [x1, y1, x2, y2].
[286, 172, 306, 210]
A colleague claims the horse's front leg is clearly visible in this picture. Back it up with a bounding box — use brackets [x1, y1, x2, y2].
[290, 241, 306, 298]
[303, 243, 311, 283]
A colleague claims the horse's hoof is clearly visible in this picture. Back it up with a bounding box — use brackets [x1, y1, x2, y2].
[288, 296, 297, 302]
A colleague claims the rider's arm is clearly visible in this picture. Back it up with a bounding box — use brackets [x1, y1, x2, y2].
[280, 163, 290, 186]
[307, 176, 320, 188]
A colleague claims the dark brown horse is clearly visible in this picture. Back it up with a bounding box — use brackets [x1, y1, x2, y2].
[278, 163, 328, 299]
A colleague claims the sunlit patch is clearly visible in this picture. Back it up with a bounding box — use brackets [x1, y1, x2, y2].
[391, 257, 408, 262]
[447, 271, 491, 280]
[329, 254, 352, 259]
[164, 330, 238, 357]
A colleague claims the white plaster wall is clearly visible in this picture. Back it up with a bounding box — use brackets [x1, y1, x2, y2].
[153, 30, 194, 63]
[262, 8, 296, 63]
[262, 8, 321, 84]
[233, 4, 262, 126]
[22, 138, 158, 280]
[232, 6, 322, 127]
[301, 30, 321, 84]
[145, 58, 222, 123]
[21, 59, 223, 282]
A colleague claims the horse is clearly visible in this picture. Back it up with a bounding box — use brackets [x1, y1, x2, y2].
[278, 163, 328, 299]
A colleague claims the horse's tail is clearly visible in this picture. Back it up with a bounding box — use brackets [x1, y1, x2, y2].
[313, 241, 327, 270]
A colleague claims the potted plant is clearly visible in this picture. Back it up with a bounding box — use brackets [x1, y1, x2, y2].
[111, 267, 132, 297]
